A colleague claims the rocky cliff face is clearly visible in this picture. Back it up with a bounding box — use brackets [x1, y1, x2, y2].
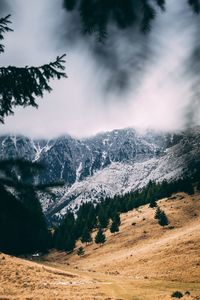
[0, 127, 199, 217]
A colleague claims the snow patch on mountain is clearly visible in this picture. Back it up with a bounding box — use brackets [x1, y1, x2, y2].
[0, 127, 200, 217]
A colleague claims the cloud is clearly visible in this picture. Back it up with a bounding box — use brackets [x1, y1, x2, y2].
[0, 0, 200, 138]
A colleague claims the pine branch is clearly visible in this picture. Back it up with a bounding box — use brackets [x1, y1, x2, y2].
[63, 0, 78, 11]
[188, 0, 200, 13]
[0, 55, 67, 123]
[154, 0, 165, 11]
[64, 0, 164, 40]
[0, 14, 13, 53]
[140, 0, 156, 33]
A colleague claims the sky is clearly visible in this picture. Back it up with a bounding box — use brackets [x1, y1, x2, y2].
[0, 0, 200, 138]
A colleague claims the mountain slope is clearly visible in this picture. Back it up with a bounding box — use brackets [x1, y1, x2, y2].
[1, 193, 200, 300]
[0, 127, 200, 216]
[46, 193, 200, 284]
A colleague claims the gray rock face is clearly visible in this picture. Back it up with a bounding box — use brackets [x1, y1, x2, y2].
[0, 127, 199, 217]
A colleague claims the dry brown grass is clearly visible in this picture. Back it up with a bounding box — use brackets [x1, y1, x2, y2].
[1, 193, 200, 299]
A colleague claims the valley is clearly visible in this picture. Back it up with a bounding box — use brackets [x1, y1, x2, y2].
[0, 193, 200, 299]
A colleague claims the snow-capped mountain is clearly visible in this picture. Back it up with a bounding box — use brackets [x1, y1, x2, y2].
[0, 127, 199, 217]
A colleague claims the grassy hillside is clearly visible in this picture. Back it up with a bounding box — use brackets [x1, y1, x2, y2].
[0, 193, 200, 299]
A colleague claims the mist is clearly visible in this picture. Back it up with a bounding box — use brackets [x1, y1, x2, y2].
[0, 0, 199, 138]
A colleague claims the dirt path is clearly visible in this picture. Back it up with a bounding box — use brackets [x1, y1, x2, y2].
[39, 262, 200, 300]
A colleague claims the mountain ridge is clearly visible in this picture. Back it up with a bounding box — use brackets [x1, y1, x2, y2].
[0, 126, 200, 217]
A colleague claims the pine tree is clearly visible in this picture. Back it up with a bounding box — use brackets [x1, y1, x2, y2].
[110, 220, 119, 234]
[81, 226, 92, 244]
[158, 210, 169, 226]
[149, 198, 157, 208]
[98, 207, 109, 229]
[77, 246, 85, 256]
[95, 228, 106, 245]
[54, 212, 76, 252]
[154, 206, 162, 219]
[111, 212, 121, 226]
[0, 15, 66, 123]
[87, 204, 98, 229]
[154, 206, 169, 227]
[64, 234, 76, 252]
[0, 15, 66, 255]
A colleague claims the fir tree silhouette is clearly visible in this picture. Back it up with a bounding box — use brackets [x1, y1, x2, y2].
[0, 15, 66, 255]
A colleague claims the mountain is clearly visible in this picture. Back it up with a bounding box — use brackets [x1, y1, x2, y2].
[0, 127, 200, 218]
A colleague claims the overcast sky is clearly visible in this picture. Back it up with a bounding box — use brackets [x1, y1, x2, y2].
[0, 0, 199, 138]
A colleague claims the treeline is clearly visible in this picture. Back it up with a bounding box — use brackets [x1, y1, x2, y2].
[53, 202, 121, 252]
[105, 177, 194, 214]
[53, 176, 194, 252]
[0, 172, 195, 256]
[0, 160, 57, 256]
[0, 185, 51, 255]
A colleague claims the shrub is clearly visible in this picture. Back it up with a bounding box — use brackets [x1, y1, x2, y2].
[171, 291, 183, 298]
[185, 291, 190, 296]
[77, 247, 85, 256]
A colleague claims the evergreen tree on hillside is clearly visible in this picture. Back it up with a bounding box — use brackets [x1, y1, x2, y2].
[149, 198, 157, 208]
[81, 226, 92, 244]
[86, 204, 98, 229]
[77, 246, 85, 256]
[154, 206, 169, 226]
[74, 217, 85, 240]
[95, 228, 106, 245]
[154, 206, 162, 220]
[98, 207, 109, 229]
[54, 212, 76, 252]
[158, 210, 169, 226]
[111, 212, 121, 226]
[110, 219, 119, 234]
[64, 234, 76, 252]
[75, 202, 97, 239]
